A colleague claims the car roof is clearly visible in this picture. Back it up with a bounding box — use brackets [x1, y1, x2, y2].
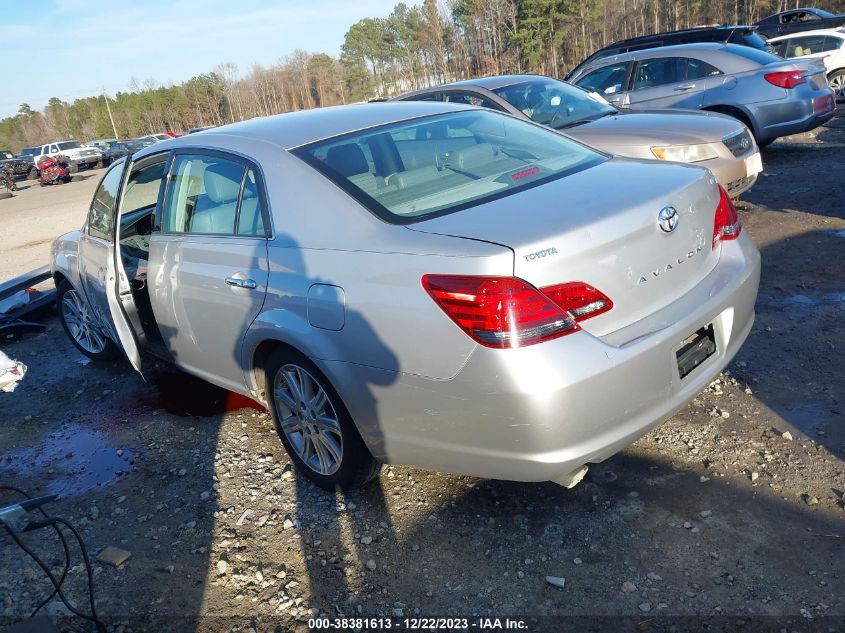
[577, 41, 743, 68]
[768, 27, 845, 41]
[408, 74, 552, 92]
[136, 102, 474, 157]
[610, 24, 755, 45]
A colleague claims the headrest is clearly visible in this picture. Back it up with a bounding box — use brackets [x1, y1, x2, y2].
[203, 162, 243, 203]
[326, 143, 369, 177]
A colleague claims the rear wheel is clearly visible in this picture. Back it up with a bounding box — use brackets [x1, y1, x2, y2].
[57, 280, 118, 360]
[265, 348, 381, 491]
[828, 69, 845, 103]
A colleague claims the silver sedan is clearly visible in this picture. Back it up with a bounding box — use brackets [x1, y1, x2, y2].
[50, 102, 760, 490]
[568, 42, 836, 145]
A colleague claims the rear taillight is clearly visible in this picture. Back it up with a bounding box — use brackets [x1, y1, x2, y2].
[540, 282, 613, 321]
[421, 275, 579, 348]
[764, 71, 806, 89]
[713, 184, 741, 249]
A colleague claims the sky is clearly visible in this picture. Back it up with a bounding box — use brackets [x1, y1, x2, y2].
[1, 0, 403, 119]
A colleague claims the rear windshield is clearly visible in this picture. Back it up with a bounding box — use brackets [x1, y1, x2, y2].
[725, 43, 782, 65]
[20, 147, 40, 156]
[742, 31, 770, 50]
[57, 141, 82, 150]
[293, 111, 606, 224]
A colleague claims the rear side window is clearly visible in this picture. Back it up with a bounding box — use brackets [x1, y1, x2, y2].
[162, 154, 266, 236]
[237, 170, 265, 236]
[294, 110, 606, 224]
[633, 57, 686, 89]
[575, 62, 630, 95]
[686, 58, 723, 79]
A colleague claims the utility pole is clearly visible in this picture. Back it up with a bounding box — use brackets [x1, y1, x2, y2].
[102, 88, 119, 140]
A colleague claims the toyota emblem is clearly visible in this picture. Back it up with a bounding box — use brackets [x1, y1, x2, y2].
[658, 206, 679, 233]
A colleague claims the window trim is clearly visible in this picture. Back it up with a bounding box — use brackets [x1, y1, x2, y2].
[156, 147, 273, 239]
[86, 161, 126, 242]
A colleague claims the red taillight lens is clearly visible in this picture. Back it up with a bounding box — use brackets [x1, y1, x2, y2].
[713, 184, 742, 249]
[421, 275, 579, 348]
[764, 71, 806, 89]
[540, 282, 613, 321]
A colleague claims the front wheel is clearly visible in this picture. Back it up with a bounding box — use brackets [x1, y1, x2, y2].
[57, 280, 118, 360]
[265, 348, 381, 491]
[828, 69, 845, 103]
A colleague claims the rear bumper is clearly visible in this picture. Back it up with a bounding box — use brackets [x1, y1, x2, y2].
[752, 90, 835, 142]
[331, 233, 760, 483]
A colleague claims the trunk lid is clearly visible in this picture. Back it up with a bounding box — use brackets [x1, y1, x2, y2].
[407, 158, 721, 337]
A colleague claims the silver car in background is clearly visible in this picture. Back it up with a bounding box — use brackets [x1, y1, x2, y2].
[394, 74, 763, 197]
[50, 103, 760, 490]
[568, 42, 836, 145]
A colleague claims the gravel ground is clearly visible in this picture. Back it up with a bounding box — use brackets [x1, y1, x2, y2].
[0, 118, 843, 633]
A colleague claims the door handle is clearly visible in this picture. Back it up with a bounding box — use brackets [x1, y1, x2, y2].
[225, 277, 257, 289]
[674, 83, 696, 91]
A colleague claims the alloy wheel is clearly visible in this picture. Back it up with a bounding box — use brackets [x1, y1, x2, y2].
[830, 74, 845, 102]
[273, 363, 344, 476]
[61, 289, 108, 354]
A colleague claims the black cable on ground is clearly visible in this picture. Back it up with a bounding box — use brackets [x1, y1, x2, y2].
[0, 487, 107, 632]
[0, 485, 71, 616]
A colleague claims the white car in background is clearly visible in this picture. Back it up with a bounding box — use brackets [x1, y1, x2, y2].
[37, 140, 103, 171]
[769, 28, 845, 101]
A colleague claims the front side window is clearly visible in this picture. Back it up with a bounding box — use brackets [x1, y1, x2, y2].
[162, 154, 266, 237]
[492, 78, 617, 129]
[88, 164, 124, 241]
[574, 62, 630, 95]
[294, 110, 606, 224]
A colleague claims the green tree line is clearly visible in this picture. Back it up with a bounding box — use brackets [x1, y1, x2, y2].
[2, 0, 841, 151]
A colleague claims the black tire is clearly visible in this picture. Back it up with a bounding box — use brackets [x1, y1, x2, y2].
[57, 280, 118, 361]
[265, 347, 381, 491]
[828, 69, 845, 103]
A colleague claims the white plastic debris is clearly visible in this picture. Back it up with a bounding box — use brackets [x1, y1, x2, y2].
[0, 350, 27, 392]
[0, 289, 30, 315]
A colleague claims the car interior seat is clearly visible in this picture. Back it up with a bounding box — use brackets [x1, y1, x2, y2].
[191, 162, 243, 234]
[325, 143, 383, 196]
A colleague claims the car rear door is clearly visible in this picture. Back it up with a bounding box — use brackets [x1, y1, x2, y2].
[78, 160, 144, 371]
[146, 150, 271, 392]
[628, 56, 712, 109]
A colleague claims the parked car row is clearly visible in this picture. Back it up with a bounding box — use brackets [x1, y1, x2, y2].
[394, 74, 763, 196]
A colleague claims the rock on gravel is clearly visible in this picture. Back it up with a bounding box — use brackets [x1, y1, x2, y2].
[545, 576, 566, 589]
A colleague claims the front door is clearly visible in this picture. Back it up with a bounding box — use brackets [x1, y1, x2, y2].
[147, 151, 271, 392]
[78, 159, 143, 370]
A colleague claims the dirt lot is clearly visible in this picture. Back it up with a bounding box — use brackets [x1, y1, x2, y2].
[0, 168, 106, 279]
[0, 118, 843, 633]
